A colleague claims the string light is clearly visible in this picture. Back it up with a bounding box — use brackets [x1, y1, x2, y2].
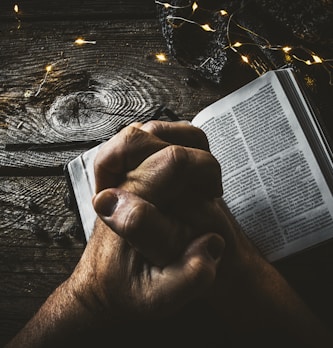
[13, 4, 21, 29]
[166, 15, 216, 32]
[312, 55, 323, 64]
[200, 23, 216, 32]
[241, 55, 249, 64]
[157, 1, 333, 84]
[156, 53, 168, 62]
[155, 0, 191, 9]
[282, 46, 292, 53]
[35, 64, 55, 97]
[74, 38, 97, 45]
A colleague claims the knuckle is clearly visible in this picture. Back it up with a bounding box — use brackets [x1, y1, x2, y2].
[165, 145, 189, 170]
[122, 125, 145, 146]
[141, 120, 164, 135]
[122, 202, 149, 241]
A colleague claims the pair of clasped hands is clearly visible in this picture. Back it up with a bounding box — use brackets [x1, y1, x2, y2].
[77, 121, 332, 346]
[7, 120, 333, 348]
[88, 120, 250, 320]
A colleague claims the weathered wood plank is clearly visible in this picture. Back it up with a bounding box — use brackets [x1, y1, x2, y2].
[0, 0, 157, 21]
[0, 176, 84, 345]
[0, 176, 83, 242]
[0, 19, 229, 170]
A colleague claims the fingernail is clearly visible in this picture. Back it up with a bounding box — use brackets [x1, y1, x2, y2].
[93, 191, 118, 217]
[206, 235, 225, 261]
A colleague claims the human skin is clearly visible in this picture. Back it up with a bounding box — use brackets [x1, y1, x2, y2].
[93, 121, 333, 347]
[6, 121, 333, 347]
[5, 122, 225, 348]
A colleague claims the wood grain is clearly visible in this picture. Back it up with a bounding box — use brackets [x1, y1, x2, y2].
[0, 176, 84, 344]
[0, 0, 157, 20]
[1, 0, 333, 345]
[0, 6, 227, 343]
[0, 19, 228, 170]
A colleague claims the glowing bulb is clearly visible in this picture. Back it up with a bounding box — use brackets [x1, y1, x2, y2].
[45, 65, 52, 72]
[75, 38, 97, 45]
[282, 46, 292, 53]
[201, 24, 215, 32]
[156, 53, 167, 62]
[220, 9, 228, 16]
[312, 55, 323, 63]
[241, 55, 249, 64]
[233, 42, 242, 47]
[192, 2, 198, 12]
[14, 4, 19, 13]
[75, 38, 85, 45]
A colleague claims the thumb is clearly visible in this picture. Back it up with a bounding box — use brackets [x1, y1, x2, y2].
[160, 233, 225, 309]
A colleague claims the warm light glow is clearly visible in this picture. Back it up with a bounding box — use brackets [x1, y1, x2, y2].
[305, 60, 312, 65]
[75, 38, 85, 45]
[282, 46, 292, 53]
[201, 24, 215, 32]
[75, 38, 97, 45]
[156, 53, 167, 62]
[233, 42, 242, 47]
[192, 2, 198, 12]
[45, 65, 53, 72]
[155, 1, 191, 9]
[312, 55, 323, 64]
[14, 4, 19, 13]
[304, 76, 315, 87]
[220, 9, 228, 16]
[241, 55, 249, 64]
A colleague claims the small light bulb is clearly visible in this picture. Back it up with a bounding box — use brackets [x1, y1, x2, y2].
[312, 55, 323, 64]
[192, 2, 198, 12]
[75, 38, 85, 45]
[45, 65, 52, 72]
[156, 53, 167, 62]
[282, 46, 292, 53]
[201, 24, 215, 32]
[220, 10, 228, 16]
[75, 38, 97, 45]
[233, 42, 242, 47]
[241, 55, 249, 64]
[14, 4, 19, 13]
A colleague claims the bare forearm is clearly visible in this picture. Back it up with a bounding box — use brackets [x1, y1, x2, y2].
[5, 278, 103, 348]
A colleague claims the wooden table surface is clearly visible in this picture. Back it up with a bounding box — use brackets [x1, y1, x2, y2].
[1, 0, 333, 345]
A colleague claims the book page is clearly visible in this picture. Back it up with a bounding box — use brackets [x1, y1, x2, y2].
[192, 69, 333, 262]
[66, 145, 101, 241]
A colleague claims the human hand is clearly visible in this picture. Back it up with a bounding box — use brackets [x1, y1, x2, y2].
[92, 121, 333, 348]
[91, 121, 275, 320]
[93, 121, 228, 267]
[93, 121, 258, 273]
[68, 121, 225, 320]
[69, 216, 224, 320]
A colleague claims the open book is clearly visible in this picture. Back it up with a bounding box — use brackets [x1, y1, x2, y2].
[65, 68, 333, 262]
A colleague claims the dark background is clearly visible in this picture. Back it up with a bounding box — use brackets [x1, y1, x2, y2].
[0, 0, 332, 346]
